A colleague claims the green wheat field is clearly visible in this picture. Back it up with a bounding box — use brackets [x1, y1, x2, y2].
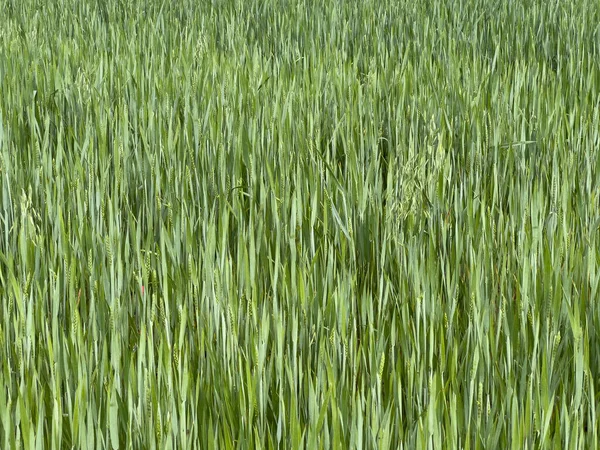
[1, 0, 600, 448]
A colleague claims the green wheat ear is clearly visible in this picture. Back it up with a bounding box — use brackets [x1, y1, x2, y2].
[173, 344, 179, 370]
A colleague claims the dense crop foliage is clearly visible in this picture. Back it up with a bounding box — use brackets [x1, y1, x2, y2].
[1, 0, 600, 447]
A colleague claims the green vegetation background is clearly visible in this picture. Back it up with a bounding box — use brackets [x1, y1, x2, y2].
[1, 0, 600, 448]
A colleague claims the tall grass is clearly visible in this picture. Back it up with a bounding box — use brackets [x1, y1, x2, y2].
[1, 0, 600, 447]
